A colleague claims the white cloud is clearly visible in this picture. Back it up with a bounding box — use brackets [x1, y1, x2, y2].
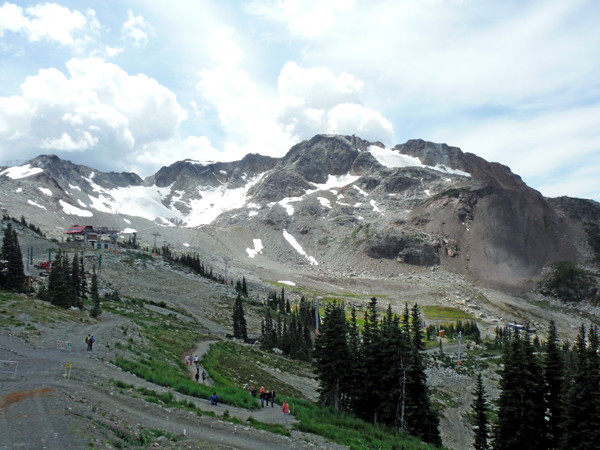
[433, 103, 600, 200]
[0, 57, 187, 172]
[121, 10, 154, 48]
[197, 28, 393, 160]
[244, 0, 355, 38]
[0, 3, 99, 51]
[274, 62, 393, 142]
[106, 46, 124, 57]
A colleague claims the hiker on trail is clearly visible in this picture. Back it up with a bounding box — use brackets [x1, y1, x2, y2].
[194, 355, 199, 368]
[195, 371, 200, 382]
[89, 335, 95, 351]
[85, 334, 91, 351]
[185, 355, 190, 365]
[282, 401, 290, 422]
[265, 390, 272, 407]
[250, 386, 256, 397]
[210, 393, 218, 405]
[260, 390, 266, 408]
[270, 390, 276, 407]
[202, 370, 207, 383]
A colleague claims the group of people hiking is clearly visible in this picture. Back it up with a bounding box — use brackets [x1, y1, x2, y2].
[85, 334, 95, 351]
[249, 385, 276, 408]
[185, 354, 207, 383]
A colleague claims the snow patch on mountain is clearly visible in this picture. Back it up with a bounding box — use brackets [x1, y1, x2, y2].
[27, 200, 46, 209]
[38, 187, 52, 196]
[283, 229, 318, 265]
[246, 239, 264, 258]
[317, 197, 332, 209]
[59, 200, 93, 217]
[278, 281, 296, 286]
[368, 145, 471, 177]
[186, 173, 266, 227]
[1, 165, 43, 179]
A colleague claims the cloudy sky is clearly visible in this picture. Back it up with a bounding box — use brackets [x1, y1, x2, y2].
[0, 0, 599, 201]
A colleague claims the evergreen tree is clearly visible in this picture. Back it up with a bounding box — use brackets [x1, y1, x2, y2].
[493, 332, 547, 450]
[561, 325, 600, 450]
[406, 303, 441, 446]
[472, 372, 490, 450]
[360, 297, 385, 423]
[232, 293, 248, 341]
[0, 223, 25, 292]
[71, 253, 83, 309]
[313, 301, 350, 411]
[48, 250, 75, 308]
[279, 287, 285, 314]
[544, 320, 564, 447]
[90, 268, 101, 318]
[242, 276, 248, 297]
[79, 253, 87, 300]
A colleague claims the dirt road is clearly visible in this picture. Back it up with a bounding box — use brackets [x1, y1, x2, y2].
[0, 317, 339, 450]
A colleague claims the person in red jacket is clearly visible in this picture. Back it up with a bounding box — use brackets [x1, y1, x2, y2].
[282, 401, 290, 422]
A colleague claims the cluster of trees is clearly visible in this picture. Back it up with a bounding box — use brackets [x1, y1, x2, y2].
[260, 306, 314, 361]
[39, 250, 99, 316]
[159, 248, 226, 284]
[425, 320, 481, 343]
[122, 232, 140, 249]
[235, 277, 248, 297]
[0, 223, 25, 292]
[313, 298, 441, 446]
[2, 214, 44, 237]
[473, 320, 600, 450]
[266, 287, 292, 314]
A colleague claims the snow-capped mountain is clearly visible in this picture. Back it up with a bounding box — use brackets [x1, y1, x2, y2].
[1, 134, 599, 290]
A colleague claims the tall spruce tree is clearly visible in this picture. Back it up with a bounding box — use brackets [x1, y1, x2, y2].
[313, 301, 350, 411]
[48, 250, 75, 308]
[360, 297, 385, 423]
[232, 293, 248, 341]
[407, 303, 441, 446]
[79, 253, 87, 300]
[544, 320, 564, 447]
[561, 324, 600, 450]
[0, 223, 25, 292]
[493, 332, 547, 450]
[472, 372, 490, 450]
[90, 267, 101, 318]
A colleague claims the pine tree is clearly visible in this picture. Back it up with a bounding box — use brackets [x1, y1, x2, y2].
[232, 293, 248, 341]
[472, 372, 490, 450]
[406, 303, 441, 446]
[79, 253, 88, 299]
[48, 250, 75, 308]
[313, 301, 350, 411]
[71, 253, 83, 308]
[90, 268, 101, 319]
[360, 297, 385, 423]
[242, 276, 248, 297]
[561, 324, 600, 450]
[0, 223, 25, 292]
[544, 320, 564, 447]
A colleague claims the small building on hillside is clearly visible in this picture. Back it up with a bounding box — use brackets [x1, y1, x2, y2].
[67, 225, 119, 248]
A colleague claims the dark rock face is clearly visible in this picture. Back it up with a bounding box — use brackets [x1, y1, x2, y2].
[249, 170, 315, 202]
[547, 196, 600, 223]
[365, 232, 440, 266]
[282, 135, 362, 184]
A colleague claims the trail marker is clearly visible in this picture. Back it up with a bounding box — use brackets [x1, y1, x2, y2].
[64, 364, 72, 379]
[0, 360, 18, 378]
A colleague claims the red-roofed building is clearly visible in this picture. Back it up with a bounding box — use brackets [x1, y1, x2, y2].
[67, 225, 97, 243]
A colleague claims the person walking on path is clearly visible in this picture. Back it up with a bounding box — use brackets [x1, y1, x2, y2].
[202, 370, 207, 383]
[282, 401, 290, 422]
[271, 390, 276, 407]
[89, 335, 95, 351]
[260, 390, 265, 408]
[195, 370, 200, 382]
[85, 334, 91, 351]
[194, 355, 199, 369]
[265, 390, 271, 407]
[185, 355, 190, 365]
[210, 393, 218, 405]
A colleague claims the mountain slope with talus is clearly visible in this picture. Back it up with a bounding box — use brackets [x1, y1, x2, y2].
[0, 133, 598, 291]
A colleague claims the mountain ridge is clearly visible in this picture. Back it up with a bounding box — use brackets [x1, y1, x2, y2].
[1, 134, 599, 292]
